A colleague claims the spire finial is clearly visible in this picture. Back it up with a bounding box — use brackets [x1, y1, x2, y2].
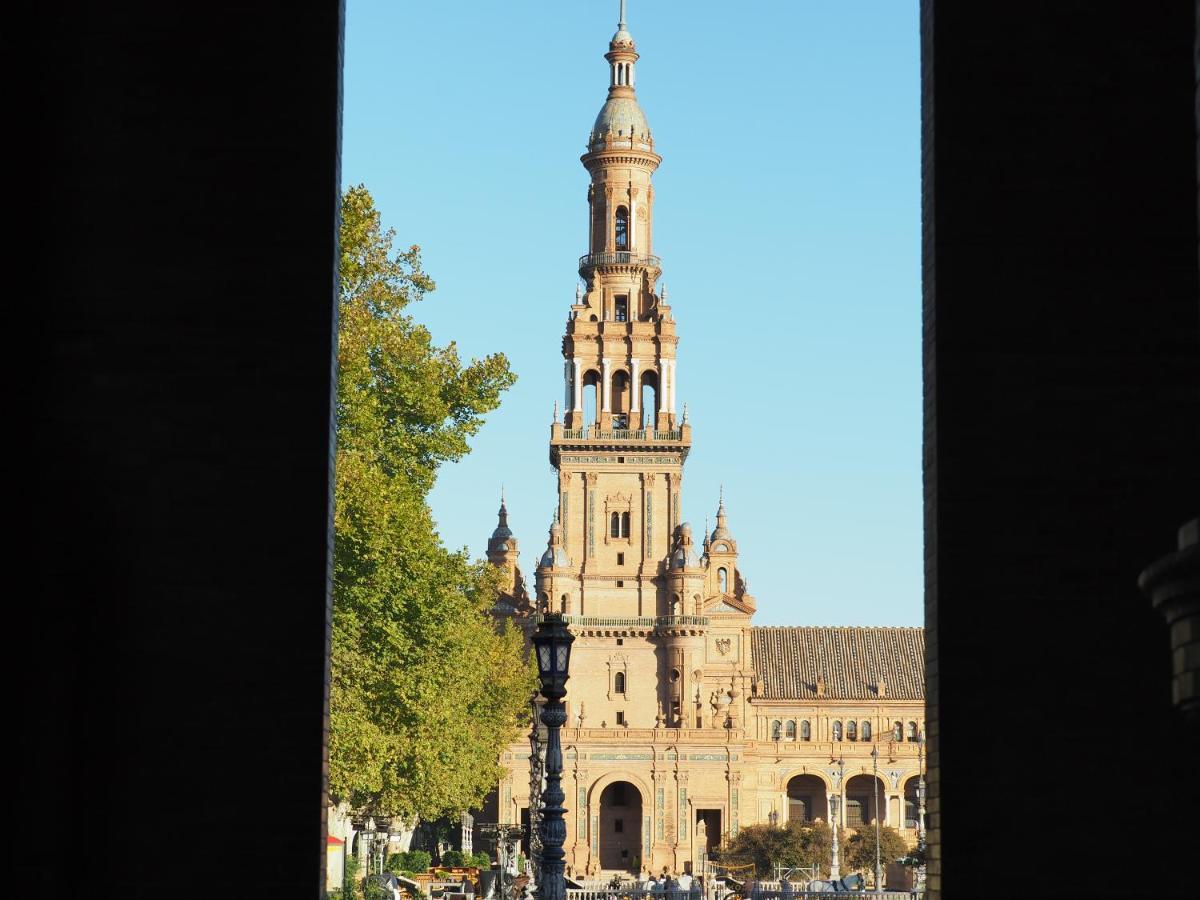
[553, 400, 559, 423]
[619, 0, 627, 28]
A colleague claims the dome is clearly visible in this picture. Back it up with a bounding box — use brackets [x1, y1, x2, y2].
[611, 26, 634, 47]
[540, 546, 571, 568]
[591, 97, 651, 142]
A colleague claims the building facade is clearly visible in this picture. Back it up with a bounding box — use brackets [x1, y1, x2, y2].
[488, 7, 925, 878]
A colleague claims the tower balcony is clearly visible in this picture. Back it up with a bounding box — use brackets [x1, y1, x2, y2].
[549, 420, 691, 464]
[578, 250, 661, 277]
[531, 612, 708, 637]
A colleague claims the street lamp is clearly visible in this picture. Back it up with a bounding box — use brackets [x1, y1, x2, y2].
[828, 757, 845, 880]
[528, 697, 546, 885]
[532, 613, 575, 900]
[916, 730, 927, 893]
[870, 746, 882, 893]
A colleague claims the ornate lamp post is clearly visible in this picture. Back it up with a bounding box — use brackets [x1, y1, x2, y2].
[828, 757, 845, 880]
[529, 697, 546, 885]
[870, 746, 882, 893]
[532, 613, 575, 900]
[917, 731, 926, 851]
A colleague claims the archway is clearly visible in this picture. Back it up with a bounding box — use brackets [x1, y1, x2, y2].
[582, 370, 601, 428]
[844, 773, 887, 827]
[598, 780, 643, 872]
[903, 775, 921, 831]
[639, 371, 658, 429]
[786, 773, 829, 824]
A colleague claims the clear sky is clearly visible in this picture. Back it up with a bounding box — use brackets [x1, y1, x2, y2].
[342, 1, 921, 626]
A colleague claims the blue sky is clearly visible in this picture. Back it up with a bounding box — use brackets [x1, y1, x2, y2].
[342, 1, 921, 626]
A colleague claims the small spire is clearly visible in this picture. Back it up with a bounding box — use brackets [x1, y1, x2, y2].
[619, 0, 627, 28]
[553, 400, 559, 423]
[682, 402, 689, 424]
[576, 283, 583, 303]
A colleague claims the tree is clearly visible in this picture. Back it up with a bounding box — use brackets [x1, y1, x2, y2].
[841, 825, 910, 883]
[717, 821, 848, 878]
[329, 184, 537, 820]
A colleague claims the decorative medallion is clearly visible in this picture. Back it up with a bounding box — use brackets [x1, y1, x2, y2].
[715, 638, 732, 656]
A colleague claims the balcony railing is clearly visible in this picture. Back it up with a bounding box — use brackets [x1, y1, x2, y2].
[578, 251, 662, 270]
[533, 614, 709, 629]
[555, 427, 683, 442]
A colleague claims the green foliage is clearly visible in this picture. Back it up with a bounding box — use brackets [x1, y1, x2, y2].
[329, 184, 537, 820]
[440, 849, 492, 869]
[717, 821, 849, 877]
[386, 849, 432, 874]
[842, 826, 911, 881]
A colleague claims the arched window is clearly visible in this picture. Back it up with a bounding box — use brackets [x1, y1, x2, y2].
[847, 720, 858, 741]
[615, 206, 629, 251]
[861, 720, 872, 741]
[640, 371, 658, 428]
[771, 720, 782, 741]
[908, 721, 918, 742]
[718, 567, 728, 593]
[893, 721, 903, 742]
[611, 512, 621, 537]
[560, 594, 569, 613]
[785, 720, 796, 740]
[614, 671, 626, 694]
[621, 511, 631, 537]
[800, 719, 812, 741]
[832, 720, 843, 741]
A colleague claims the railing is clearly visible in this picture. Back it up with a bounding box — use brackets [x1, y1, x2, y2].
[579, 251, 662, 270]
[565, 890, 919, 900]
[554, 428, 685, 442]
[533, 614, 709, 628]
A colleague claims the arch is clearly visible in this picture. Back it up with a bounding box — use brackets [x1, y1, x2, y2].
[621, 511, 631, 537]
[560, 593, 569, 614]
[861, 720, 872, 742]
[718, 567, 728, 593]
[903, 775, 922, 830]
[907, 721, 919, 742]
[771, 719, 782, 741]
[611, 512, 621, 538]
[786, 773, 830, 824]
[611, 368, 630, 419]
[597, 780, 643, 872]
[846, 720, 858, 742]
[892, 721, 904, 742]
[614, 671, 626, 694]
[538, 591, 549, 611]
[800, 719, 812, 741]
[844, 773, 888, 827]
[582, 369, 601, 427]
[832, 720, 843, 741]
[639, 370, 658, 428]
[785, 720, 796, 740]
[615, 206, 630, 251]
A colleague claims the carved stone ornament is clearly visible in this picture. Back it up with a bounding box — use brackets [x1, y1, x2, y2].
[715, 638, 732, 656]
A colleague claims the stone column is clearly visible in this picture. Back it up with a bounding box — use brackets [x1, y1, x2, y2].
[602, 358, 612, 412]
[572, 359, 582, 415]
[630, 358, 641, 414]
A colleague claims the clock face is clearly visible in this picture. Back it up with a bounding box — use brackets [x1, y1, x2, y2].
[713, 542, 728, 552]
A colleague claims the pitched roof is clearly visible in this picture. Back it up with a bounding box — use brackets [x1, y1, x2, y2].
[752, 626, 925, 701]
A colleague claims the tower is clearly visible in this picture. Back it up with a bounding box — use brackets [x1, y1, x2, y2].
[492, 7, 927, 877]
[548, 0, 692, 629]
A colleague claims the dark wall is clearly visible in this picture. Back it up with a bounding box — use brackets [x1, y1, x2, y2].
[21, 2, 343, 896]
[922, 1, 1200, 897]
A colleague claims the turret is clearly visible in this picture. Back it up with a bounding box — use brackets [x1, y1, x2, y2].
[535, 514, 574, 614]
